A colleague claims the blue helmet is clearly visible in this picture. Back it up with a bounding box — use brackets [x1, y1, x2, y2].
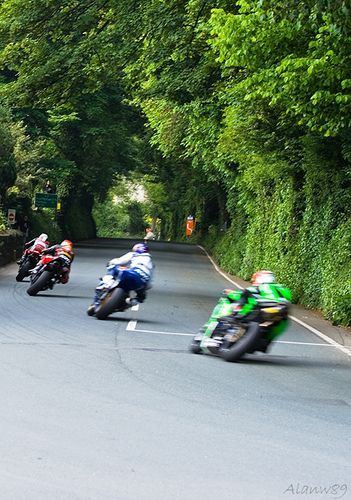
[132, 243, 149, 254]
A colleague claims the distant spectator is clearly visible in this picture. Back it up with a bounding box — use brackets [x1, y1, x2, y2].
[43, 180, 54, 193]
[144, 227, 155, 241]
[19, 215, 30, 244]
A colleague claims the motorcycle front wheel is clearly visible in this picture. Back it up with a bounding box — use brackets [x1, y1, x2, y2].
[95, 288, 127, 320]
[218, 321, 262, 362]
[26, 270, 53, 296]
[16, 260, 32, 282]
[190, 338, 202, 354]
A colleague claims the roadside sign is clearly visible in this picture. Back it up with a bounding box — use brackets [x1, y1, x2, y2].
[7, 209, 16, 225]
[186, 215, 195, 237]
[35, 192, 58, 208]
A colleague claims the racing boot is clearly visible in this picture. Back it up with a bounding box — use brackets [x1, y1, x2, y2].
[87, 287, 104, 316]
[125, 297, 138, 308]
[87, 304, 96, 316]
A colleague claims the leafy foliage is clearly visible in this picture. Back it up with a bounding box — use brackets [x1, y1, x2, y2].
[0, 105, 16, 201]
[93, 175, 146, 238]
[0, 0, 349, 324]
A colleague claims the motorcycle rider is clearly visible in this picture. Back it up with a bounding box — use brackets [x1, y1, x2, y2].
[233, 270, 292, 314]
[17, 233, 49, 265]
[31, 239, 74, 284]
[88, 242, 153, 315]
[196, 270, 291, 347]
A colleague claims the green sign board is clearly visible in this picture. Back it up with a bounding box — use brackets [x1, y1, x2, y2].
[35, 192, 58, 208]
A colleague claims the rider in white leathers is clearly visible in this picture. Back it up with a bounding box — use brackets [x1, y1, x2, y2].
[89, 243, 153, 313]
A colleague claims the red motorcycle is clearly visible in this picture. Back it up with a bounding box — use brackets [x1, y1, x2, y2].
[26, 254, 69, 296]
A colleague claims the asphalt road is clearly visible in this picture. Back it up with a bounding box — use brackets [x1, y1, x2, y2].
[0, 239, 350, 500]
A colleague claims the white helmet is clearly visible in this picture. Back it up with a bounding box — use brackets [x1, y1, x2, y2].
[251, 270, 276, 285]
[132, 243, 149, 254]
[39, 233, 48, 242]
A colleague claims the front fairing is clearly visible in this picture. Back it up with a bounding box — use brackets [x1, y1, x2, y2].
[97, 276, 119, 302]
[208, 297, 234, 322]
[200, 298, 235, 354]
[101, 274, 118, 287]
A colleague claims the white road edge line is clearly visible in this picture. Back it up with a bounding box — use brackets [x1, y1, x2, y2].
[289, 315, 351, 357]
[198, 245, 244, 290]
[276, 340, 339, 346]
[198, 245, 351, 358]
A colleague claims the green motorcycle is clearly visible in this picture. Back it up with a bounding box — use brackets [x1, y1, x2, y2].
[191, 285, 291, 362]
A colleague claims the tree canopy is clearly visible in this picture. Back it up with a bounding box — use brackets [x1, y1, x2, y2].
[0, 0, 349, 324]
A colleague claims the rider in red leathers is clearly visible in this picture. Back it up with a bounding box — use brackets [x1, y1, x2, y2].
[34, 240, 74, 284]
[17, 233, 49, 265]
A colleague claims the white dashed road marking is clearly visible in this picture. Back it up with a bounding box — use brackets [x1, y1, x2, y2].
[125, 323, 346, 347]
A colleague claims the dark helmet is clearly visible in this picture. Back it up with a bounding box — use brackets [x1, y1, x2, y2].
[132, 243, 149, 254]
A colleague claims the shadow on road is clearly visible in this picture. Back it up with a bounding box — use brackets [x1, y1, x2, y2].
[239, 354, 350, 370]
[37, 293, 91, 299]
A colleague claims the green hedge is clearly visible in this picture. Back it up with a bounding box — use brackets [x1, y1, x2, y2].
[154, 138, 351, 326]
[205, 178, 351, 326]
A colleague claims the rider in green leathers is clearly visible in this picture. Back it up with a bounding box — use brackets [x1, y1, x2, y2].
[196, 270, 292, 349]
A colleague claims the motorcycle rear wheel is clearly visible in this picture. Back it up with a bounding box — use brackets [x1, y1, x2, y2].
[26, 270, 53, 296]
[218, 321, 262, 362]
[95, 288, 127, 320]
[16, 261, 32, 282]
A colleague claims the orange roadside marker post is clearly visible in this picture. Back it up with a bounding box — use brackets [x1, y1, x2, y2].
[186, 215, 195, 237]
